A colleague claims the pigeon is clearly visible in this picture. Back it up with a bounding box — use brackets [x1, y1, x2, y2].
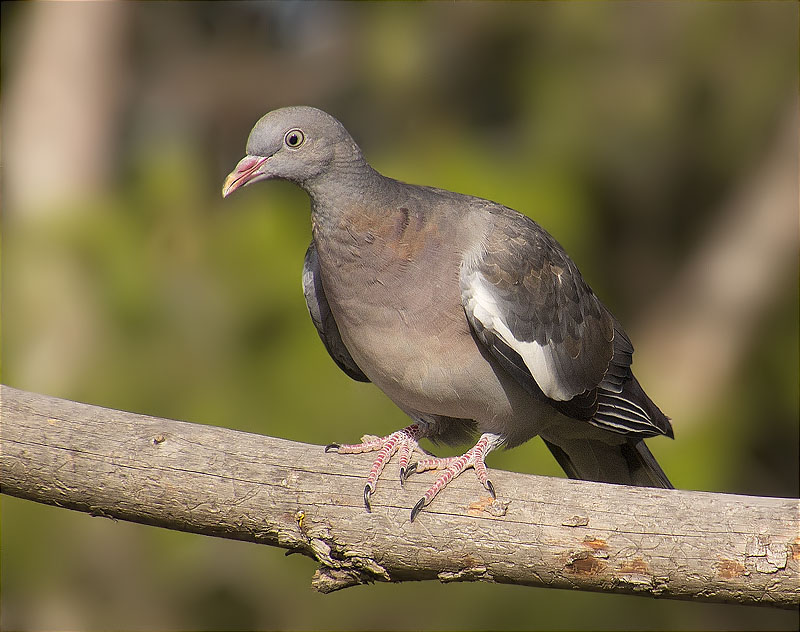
[223, 106, 673, 521]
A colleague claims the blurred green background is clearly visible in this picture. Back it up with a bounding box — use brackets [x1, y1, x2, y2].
[2, 2, 798, 630]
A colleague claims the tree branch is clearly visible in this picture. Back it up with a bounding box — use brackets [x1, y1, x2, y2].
[1, 385, 797, 608]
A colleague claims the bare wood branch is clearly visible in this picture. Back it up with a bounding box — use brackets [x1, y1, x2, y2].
[1, 385, 797, 608]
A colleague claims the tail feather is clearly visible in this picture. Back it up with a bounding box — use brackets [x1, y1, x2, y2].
[542, 437, 673, 489]
[620, 440, 673, 488]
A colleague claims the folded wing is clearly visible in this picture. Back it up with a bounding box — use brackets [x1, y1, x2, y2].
[461, 208, 672, 439]
[303, 241, 370, 383]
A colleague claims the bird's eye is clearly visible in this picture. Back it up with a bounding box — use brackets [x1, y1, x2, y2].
[284, 129, 305, 148]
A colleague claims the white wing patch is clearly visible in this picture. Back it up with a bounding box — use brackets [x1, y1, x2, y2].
[462, 270, 576, 402]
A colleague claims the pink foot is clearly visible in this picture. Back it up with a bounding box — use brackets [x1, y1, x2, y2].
[408, 433, 503, 521]
[325, 424, 425, 511]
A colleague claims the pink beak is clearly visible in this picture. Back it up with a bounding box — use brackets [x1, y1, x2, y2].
[222, 155, 270, 198]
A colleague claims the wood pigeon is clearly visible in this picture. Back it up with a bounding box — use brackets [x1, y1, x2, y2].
[223, 106, 673, 521]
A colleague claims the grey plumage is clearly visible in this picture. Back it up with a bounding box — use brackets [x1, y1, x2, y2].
[223, 106, 674, 518]
[302, 242, 369, 383]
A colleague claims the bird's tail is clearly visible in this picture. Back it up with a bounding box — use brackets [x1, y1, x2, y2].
[542, 436, 673, 489]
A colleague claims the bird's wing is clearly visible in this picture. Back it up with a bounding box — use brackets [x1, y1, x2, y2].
[302, 241, 370, 382]
[460, 208, 614, 407]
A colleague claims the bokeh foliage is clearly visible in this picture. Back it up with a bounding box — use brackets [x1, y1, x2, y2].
[2, 2, 797, 630]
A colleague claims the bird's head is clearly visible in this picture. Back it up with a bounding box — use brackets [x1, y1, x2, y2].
[222, 106, 362, 197]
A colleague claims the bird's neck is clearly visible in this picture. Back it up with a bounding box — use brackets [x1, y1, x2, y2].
[304, 163, 396, 225]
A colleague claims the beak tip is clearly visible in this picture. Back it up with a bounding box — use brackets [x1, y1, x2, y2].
[221, 155, 269, 200]
[221, 173, 241, 199]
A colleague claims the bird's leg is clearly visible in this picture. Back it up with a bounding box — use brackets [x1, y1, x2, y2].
[409, 433, 503, 522]
[325, 424, 425, 511]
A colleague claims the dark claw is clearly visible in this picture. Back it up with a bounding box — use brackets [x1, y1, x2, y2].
[410, 497, 426, 522]
[486, 479, 496, 499]
[399, 462, 416, 486]
[364, 484, 373, 512]
[324, 443, 340, 453]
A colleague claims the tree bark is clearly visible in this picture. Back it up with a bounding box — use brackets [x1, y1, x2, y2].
[1, 385, 797, 608]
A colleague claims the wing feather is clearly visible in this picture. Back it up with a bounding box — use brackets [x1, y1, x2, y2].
[461, 207, 672, 438]
[461, 209, 613, 402]
[302, 241, 370, 382]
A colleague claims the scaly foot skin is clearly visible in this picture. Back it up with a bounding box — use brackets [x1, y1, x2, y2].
[408, 433, 504, 522]
[325, 424, 425, 512]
